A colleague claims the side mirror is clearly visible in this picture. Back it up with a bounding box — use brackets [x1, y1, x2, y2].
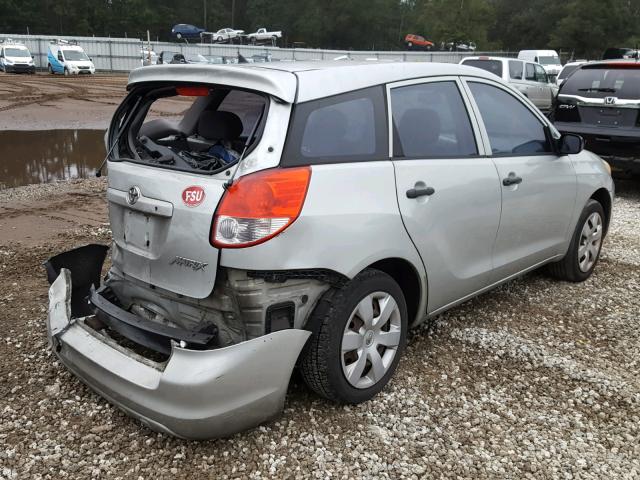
[558, 133, 584, 155]
[90, 57, 93, 61]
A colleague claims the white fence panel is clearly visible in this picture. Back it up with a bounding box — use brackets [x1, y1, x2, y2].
[0, 33, 521, 72]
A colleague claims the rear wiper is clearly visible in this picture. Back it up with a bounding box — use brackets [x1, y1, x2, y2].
[577, 87, 617, 93]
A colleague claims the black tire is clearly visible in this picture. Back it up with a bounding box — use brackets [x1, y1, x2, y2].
[547, 199, 606, 282]
[48, 64, 53, 74]
[300, 268, 408, 404]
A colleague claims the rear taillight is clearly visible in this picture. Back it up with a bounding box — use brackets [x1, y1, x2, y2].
[211, 167, 311, 248]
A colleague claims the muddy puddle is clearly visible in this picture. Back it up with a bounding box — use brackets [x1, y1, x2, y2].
[0, 130, 105, 189]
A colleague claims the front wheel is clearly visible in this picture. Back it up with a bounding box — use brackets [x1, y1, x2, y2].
[48, 64, 53, 74]
[300, 269, 408, 404]
[547, 199, 606, 282]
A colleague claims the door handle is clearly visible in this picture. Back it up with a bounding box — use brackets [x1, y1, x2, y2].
[406, 186, 435, 199]
[502, 173, 523, 186]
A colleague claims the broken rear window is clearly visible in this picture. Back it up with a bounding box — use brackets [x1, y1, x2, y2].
[108, 84, 268, 174]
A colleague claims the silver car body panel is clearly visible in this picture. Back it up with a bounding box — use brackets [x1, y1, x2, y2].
[128, 63, 298, 103]
[48, 269, 311, 440]
[219, 161, 429, 324]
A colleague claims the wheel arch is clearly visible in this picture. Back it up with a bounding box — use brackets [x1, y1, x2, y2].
[365, 257, 425, 326]
[590, 187, 612, 235]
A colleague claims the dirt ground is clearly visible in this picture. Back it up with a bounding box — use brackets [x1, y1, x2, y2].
[0, 177, 638, 479]
[0, 73, 128, 130]
[0, 72, 192, 131]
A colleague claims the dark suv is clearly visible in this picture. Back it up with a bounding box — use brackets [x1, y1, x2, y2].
[554, 60, 640, 176]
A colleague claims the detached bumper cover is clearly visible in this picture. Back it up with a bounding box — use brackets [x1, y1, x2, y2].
[48, 269, 310, 440]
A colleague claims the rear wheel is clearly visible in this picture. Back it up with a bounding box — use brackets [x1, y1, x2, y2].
[300, 269, 408, 404]
[547, 199, 605, 282]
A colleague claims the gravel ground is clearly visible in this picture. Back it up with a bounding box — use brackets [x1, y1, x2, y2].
[0, 179, 639, 479]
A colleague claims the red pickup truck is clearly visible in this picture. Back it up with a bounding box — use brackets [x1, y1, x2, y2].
[404, 34, 434, 51]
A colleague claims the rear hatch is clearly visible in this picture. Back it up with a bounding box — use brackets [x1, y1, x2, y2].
[107, 161, 225, 299]
[556, 62, 640, 131]
[105, 79, 276, 298]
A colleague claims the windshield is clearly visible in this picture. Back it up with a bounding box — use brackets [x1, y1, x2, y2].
[63, 49, 89, 61]
[537, 56, 560, 65]
[110, 85, 268, 175]
[5, 48, 30, 57]
[560, 66, 640, 99]
[462, 59, 503, 78]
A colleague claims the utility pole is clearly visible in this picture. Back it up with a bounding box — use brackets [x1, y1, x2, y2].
[204, 0, 207, 29]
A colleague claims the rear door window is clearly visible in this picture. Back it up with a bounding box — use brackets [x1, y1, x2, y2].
[282, 86, 387, 166]
[391, 81, 478, 158]
[509, 61, 523, 80]
[462, 59, 503, 78]
[560, 66, 640, 99]
[468, 82, 552, 155]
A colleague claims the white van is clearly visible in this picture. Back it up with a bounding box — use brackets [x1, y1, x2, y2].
[460, 56, 556, 113]
[518, 50, 562, 82]
[47, 39, 95, 75]
[0, 39, 35, 74]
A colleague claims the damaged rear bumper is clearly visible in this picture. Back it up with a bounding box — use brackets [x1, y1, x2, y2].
[47, 268, 310, 440]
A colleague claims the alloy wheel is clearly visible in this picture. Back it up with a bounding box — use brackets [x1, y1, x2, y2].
[341, 291, 402, 389]
[578, 212, 603, 272]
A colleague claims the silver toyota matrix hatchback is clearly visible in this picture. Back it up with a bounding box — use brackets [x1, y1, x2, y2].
[46, 61, 614, 439]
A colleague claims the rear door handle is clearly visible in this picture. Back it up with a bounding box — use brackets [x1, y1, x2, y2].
[406, 186, 435, 199]
[502, 174, 523, 186]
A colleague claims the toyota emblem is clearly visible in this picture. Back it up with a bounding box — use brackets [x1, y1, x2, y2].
[126, 186, 141, 205]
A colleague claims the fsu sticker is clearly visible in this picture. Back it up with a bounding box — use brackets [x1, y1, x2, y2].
[182, 186, 205, 207]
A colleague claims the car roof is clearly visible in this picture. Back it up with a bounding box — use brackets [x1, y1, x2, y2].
[578, 59, 640, 68]
[461, 56, 516, 62]
[128, 61, 499, 103]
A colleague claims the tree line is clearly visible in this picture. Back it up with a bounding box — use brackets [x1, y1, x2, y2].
[1, 0, 639, 58]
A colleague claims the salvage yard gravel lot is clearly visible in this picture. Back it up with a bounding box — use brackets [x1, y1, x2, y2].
[0, 178, 639, 479]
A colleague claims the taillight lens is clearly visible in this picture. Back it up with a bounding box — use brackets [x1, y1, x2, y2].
[211, 167, 311, 248]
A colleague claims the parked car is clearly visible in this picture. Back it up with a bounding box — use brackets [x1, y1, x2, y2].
[204, 55, 239, 64]
[247, 28, 282, 44]
[0, 39, 35, 73]
[518, 50, 562, 83]
[46, 61, 613, 440]
[212, 27, 245, 43]
[404, 34, 434, 51]
[157, 51, 186, 64]
[602, 47, 639, 60]
[445, 40, 476, 52]
[171, 24, 205, 40]
[554, 60, 640, 176]
[460, 56, 556, 113]
[184, 53, 210, 64]
[556, 60, 588, 87]
[47, 39, 95, 75]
